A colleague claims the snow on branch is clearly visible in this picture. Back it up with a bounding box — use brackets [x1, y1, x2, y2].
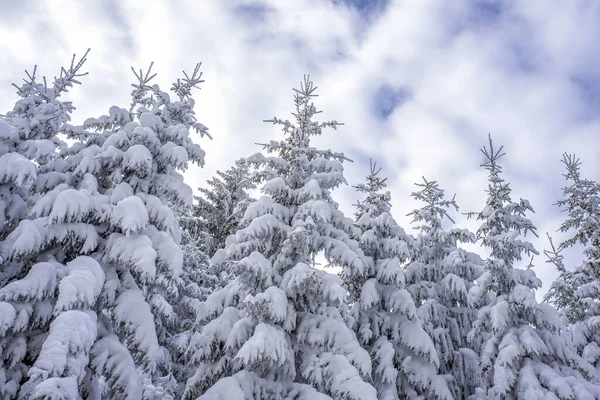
[12, 49, 90, 101]
[171, 62, 204, 101]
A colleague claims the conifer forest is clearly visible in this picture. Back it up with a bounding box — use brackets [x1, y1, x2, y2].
[1, 3, 600, 399]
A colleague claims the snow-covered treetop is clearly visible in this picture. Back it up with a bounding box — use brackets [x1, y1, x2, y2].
[268, 75, 342, 147]
[352, 160, 413, 267]
[407, 177, 458, 235]
[405, 177, 477, 281]
[2, 50, 89, 158]
[64, 62, 209, 173]
[129, 62, 210, 140]
[545, 154, 600, 323]
[11, 50, 89, 103]
[0, 50, 90, 244]
[353, 160, 391, 221]
[555, 153, 600, 253]
[253, 75, 349, 192]
[467, 135, 538, 294]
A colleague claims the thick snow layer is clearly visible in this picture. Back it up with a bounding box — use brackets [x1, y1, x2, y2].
[90, 334, 143, 398]
[113, 289, 160, 373]
[234, 323, 295, 375]
[2, 219, 46, 259]
[49, 189, 91, 224]
[111, 196, 149, 235]
[0, 152, 36, 187]
[106, 233, 157, 281]
[30, 376, 80, 400]
[0, 261, 58, 302]
[55, 256, 105, 313]
[28, 310, 97, 383]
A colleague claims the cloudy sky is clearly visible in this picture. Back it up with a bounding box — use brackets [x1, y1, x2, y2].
[1, 0, 599, 297]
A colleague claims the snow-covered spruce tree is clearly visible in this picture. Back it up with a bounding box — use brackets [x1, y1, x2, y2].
[0, 52, 101, 399]
[184, 76, 377, 400]
[351, 161, 452, 399]
[404, 177, 484, 398]
[170, 204, 222, 387]
[2, 61, 210, 398]
[467, 136, 600, 399]
[545, 154, 600, 372]
[178, 205, 221, 302]
[191, 158, 256, 257]
[76, 62, 209, 399]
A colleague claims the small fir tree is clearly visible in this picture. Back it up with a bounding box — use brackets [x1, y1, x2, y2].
[404, 177, 484, 398]
[192, 158, 256, 257]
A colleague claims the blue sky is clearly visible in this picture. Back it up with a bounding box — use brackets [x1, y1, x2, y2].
[1, 0, 600, 297]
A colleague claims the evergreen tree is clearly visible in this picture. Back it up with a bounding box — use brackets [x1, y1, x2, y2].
[545, 154, 600, 372]
[192, 158, 256, 257]
[467, 136, 600, 399]
[0, 52, 98, 399]
[83, 62, 208, 399]
[404, 177, 484, 398]
[351, 161, 452, 399]
[168, 205, 221, 396]
[184, 76, 377, 400]
[1, 59, 209, 398]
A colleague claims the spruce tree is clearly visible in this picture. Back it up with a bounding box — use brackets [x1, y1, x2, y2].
[404, 177, 484, 398]
[545, 154, 600, 372]
[184, 76, 376, 400]
[467, 136, 600, 399]
[1, 59, 210, 398]
[168, 205, 220, 396]
[0, 52, 99, 399]
[351, 162, 452, 399]
[82, 62, 208, 399]
[192, 158, 256, 257]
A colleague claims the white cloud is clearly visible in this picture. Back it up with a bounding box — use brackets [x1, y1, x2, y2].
[1, 0, 599, 298]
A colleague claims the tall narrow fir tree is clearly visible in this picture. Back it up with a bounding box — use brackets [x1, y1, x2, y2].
[404, 177, 483, 398]
[351, 162, 453, 399]
[184, 77, 377, 400]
